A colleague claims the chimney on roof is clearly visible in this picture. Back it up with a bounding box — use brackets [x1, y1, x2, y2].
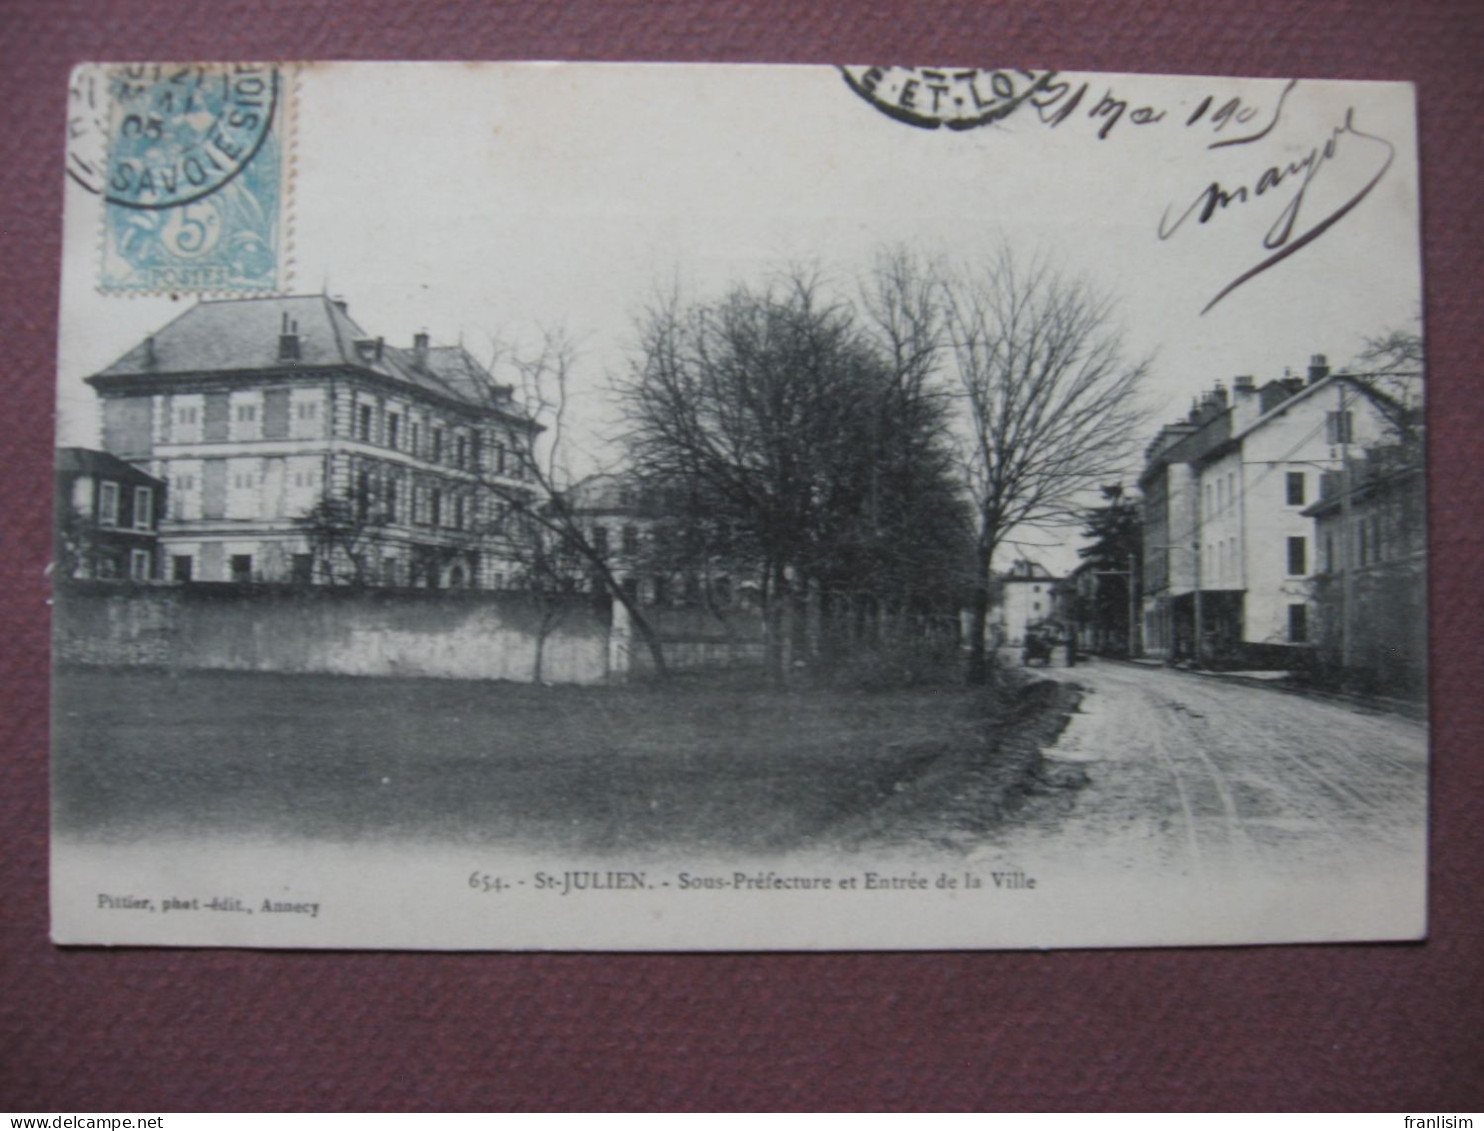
[413, 331, 429, 366]
[1308, 353, 1330, 384]
[354, 337, 386, 365]
[278, 313, 300, 362]
[144, 335, 156, 368]
[1229, 374, 1261, 429]
[1212, 381, 1228, 407]
[331, 296, 348, 315]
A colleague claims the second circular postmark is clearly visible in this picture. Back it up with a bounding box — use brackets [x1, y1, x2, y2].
[839, 66, 1054, 131]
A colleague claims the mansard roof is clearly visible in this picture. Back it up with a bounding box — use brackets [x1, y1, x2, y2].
[89, 294, 531, 425]
[420, 345, 505, 406]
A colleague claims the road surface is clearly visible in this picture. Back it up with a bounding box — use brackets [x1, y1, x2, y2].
[983, 655, 1430, 881]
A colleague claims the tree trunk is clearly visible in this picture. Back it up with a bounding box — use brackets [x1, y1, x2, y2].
[817, 584, 840, 667]
[966, 540, 993, 685]
[765, 558, 788, 684]
[789, 575, 810, 669]
[616, 589, 669, 676]
[573, 539, 668, 677]
[533, 618, 548, 684]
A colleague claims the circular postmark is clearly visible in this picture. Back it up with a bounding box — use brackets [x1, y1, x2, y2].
[104, 63, 280, 210]
[65, 65, 110, 195]
[839, 66, 1054, 131]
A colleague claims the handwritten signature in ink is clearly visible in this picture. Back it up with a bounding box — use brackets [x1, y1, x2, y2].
[1158, 103, 1396, 314]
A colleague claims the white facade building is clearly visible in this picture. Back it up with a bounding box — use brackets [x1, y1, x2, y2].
[1141, 355, 1416, 662]
[994, 559, 1060, 646]
[1198, 361, 1409, 651]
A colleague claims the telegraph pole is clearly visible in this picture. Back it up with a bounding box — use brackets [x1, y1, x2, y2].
[1128, 552, 1139, 657]
[1191, 537, 1203, 665]
[1338, 381, 1355, 668]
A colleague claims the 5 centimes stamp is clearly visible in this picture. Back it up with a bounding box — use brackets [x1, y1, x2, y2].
[96, 63, 291, 295]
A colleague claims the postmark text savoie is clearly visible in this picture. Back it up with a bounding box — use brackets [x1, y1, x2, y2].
[106, 63, 279, 210]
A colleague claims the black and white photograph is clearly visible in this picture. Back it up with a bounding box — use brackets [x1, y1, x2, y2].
[51, 62, 1427, 949]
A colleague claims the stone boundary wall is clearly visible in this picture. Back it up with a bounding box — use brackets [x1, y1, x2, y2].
[53, 582, 613, 684]
[54, 583, 768, 683]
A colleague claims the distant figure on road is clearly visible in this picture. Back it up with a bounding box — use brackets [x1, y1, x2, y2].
[1065, 633, 1076, 667]
[1021, 631, 1053, 667]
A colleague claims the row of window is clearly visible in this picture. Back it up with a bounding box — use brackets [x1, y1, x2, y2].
[171, 465, 320, 492]
[163, 553, 312, 585]
[167, 551, 478, 589]
[1204, 471, 1239, 520]
[165, 458, 322, 522]
[97, 482, 154, 531]
[1204, 470, 1312, 521]
[145, 549, 723, 599]
[360, 405, 469, 465]
[1295, 525, 1410, 577]
[590, 523, 641, 558]
[1320, 517, 1391, 573]
[353, 401, 528, 479]
[1145, 601, 1311, 646]
[167, 393, 532, 483]
[354, 468, 483, 531]
[170, 393, 323, 444]
[93, 548, 155, 581]
[1205, 537, 1241, 585]
[1194, 536, 1309, 581]
[1209, 411, 1356, 518]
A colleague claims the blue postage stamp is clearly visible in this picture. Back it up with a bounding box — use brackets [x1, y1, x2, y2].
[98, 64, 289, 294]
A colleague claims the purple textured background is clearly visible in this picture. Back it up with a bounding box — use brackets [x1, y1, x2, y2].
[2, 1, 1481, 1112]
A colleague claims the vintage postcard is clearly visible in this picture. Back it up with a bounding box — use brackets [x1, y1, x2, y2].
[52, 63, 1427, 950]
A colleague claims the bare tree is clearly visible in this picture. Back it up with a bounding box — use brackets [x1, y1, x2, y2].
[944, 248, 1150, 684]
[848, 249, 975, 643]
[1357, 325, 1423, 373]
[1352, 322, 1425, 444]
[296, 494, 387, 586]
[503, 509, 591, 683]
[474, 328, 670, 675]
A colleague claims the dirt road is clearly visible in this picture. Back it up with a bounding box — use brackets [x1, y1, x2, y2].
[985, 656, 1430, 879]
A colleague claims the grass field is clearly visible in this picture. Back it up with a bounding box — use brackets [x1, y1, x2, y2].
[52, 667, 1076, 855]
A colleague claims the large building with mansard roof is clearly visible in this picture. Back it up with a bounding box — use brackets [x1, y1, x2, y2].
[86, 294, 542, 589]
